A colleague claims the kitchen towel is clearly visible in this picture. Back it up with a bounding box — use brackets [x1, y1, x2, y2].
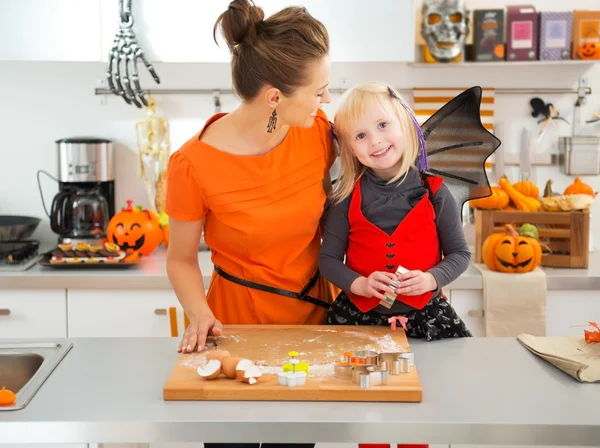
[517, 333, 600, 382]
[475, 264, 547, 337]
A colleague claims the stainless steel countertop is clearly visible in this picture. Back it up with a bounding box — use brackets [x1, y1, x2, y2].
[2, 246, 600, 291]
[0, 336, 598, 445]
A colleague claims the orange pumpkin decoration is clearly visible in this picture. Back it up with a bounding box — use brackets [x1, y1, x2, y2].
[107, 200, 163, 256]
[579, 41, 599, 60]
[469, 186, 510, 210]
[482, 223, 542, 273]
[513, 180, 539, 199]
[0, 386, 16, 406]
[564, 177, 594, 196]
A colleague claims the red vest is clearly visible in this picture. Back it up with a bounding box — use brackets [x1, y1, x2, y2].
[345, 175, 443, 312]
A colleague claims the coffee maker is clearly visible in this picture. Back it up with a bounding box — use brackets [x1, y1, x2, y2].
[38, 137, 116, 244]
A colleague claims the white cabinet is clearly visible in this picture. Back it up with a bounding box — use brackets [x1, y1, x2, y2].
[546, 290, 600, 337]
[0, 445, 87, 448]
[450, 289, 600, 338]
[449, 290, 485, 337]
[0, 0, 102, 61]
[100, 0, 416, 63]
[0, 290, 67, 338]
[67, 289, 184, 337]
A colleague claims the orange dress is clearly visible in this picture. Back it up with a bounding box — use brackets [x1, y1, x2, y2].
[165, 108, 336, 325]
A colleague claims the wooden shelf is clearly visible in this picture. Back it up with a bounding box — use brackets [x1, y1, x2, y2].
[408, 60, 599, 68]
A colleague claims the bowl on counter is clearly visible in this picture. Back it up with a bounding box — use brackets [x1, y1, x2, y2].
[0, 216, 41, 242]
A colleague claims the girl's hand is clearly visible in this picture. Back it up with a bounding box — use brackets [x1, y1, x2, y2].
[395, 270, 437, 296]
[350, 271, 398, 300]
[178, 312, 224, 353]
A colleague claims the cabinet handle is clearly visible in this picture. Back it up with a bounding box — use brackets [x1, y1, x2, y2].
[154, 308, 167, 316]
[468, 310, 484, 318]
[0, 309, 10, 316]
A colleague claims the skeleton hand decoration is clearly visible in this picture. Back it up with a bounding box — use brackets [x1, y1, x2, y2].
[106, 0, 160, 108]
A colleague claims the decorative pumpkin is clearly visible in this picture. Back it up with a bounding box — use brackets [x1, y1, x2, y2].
[498, 176, 541, 211]
[0, 386, 16, 406]
[469, 186, 509, 209]
[513, 180, 539, 199]
[579, 41, 599, 60]
[543, 179, 559, 197]
[564, 176, 594, 196]
[482, 223, 542, 273]
[107, 200, 163, 255]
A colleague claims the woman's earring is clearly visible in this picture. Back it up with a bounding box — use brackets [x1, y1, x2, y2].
[267, 108, 277, 133]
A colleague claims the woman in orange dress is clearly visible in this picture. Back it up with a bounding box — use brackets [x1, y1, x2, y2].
[165, 0, 336, 356]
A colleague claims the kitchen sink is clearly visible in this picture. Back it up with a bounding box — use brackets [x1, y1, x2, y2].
[0, 342, 73, 411]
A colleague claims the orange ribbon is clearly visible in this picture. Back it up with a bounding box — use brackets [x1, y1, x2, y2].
[584, 321, 600, 344]
[388, 316, 408, 331]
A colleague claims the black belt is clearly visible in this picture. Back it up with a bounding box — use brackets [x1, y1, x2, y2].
[213, 265, 329, 309]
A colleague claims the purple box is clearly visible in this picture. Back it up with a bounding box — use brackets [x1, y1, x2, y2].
[539, 11, 573, 60]
[506, 5, 539, 60]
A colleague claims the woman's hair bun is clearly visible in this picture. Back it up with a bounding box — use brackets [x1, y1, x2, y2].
[214, 0, 265, 50]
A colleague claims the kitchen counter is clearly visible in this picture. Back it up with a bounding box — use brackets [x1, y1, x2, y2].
[1, 246, 600, 290]
[0, 336, 598, 445]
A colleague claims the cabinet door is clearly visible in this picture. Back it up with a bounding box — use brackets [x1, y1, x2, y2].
[67, 289, 186, 337]
[100, 0, 415, 63]
[0, 0, 102, 61]
[546, 290, 600, 337]
[449, 290, 485, 337]
[0, 290, 67, 338]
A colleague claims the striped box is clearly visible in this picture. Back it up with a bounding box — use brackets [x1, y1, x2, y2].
[411, 87, 496, 133]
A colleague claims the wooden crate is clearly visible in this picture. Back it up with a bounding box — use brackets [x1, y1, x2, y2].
[474, 208, 590, 268]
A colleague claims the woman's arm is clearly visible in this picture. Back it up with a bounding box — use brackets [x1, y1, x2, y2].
[166, 217, 223, 353]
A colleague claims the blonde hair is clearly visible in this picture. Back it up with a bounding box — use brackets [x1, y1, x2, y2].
[331, 82, 421, 204]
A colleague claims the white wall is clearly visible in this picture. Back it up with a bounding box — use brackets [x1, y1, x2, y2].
[1, 0, 599, 249]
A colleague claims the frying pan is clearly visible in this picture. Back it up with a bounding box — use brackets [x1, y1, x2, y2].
[0, 216, 41, 242]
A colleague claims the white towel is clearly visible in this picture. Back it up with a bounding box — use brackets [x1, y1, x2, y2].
[476, 264, 547, 337]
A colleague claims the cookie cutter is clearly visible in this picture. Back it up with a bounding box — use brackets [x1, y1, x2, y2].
[357, 366, 389, 389]
[278, 351, 308, 387]
[333, 352, 361, 380]
[350, 350, 378, 365]
[378, 351, 413, 374]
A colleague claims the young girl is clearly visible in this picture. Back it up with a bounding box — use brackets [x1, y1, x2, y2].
[319, 81, 472, 341]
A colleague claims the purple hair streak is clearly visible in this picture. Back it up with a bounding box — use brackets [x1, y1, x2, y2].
[387, 86, 428, 172]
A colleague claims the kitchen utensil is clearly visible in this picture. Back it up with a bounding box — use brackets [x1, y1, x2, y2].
[559, 136, 600, 176]
[37, 137, 116, 244]
[0, 216, 41, 242]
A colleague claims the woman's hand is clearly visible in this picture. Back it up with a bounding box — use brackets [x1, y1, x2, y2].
[178, 312, 224, 353]
[395, 270, 437, 296]
[350, 271, 398, 300]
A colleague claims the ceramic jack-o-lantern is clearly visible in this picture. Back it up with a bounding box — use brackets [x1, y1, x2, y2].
[482, 223, 542, 273]
[107, 200, 163, 255]
[579, 41, 599, 60]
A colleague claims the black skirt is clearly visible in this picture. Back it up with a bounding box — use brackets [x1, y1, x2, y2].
[326, 292, 472, 341]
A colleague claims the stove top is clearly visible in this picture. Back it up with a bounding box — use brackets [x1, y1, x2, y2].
[0, 240, 41, 272]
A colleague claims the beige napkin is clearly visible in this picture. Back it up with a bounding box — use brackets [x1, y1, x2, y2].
[518, 334, 600, 382]
[475, 264, 547, 337]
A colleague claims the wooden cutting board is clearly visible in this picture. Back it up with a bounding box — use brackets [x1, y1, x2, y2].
[163, 325, 422, 402]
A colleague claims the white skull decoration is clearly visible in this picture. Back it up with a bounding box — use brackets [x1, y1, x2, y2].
[421, 0, 469, 62]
